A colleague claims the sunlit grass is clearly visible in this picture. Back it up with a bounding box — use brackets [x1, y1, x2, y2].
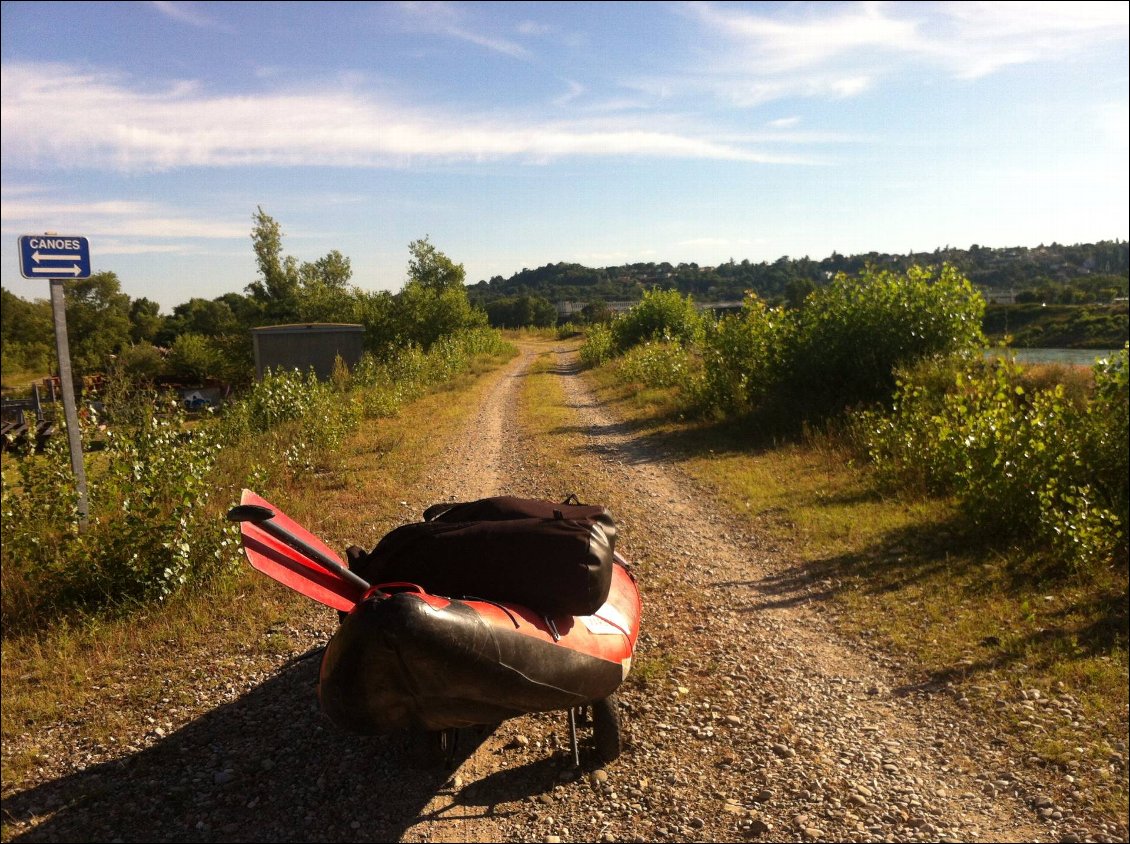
[584, 353, 1129, 820]
[1, 344, 520, 791]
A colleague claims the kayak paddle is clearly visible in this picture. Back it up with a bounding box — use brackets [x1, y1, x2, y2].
[228, 490, 369, 611]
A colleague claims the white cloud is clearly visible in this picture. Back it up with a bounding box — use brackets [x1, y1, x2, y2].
[668, 1, 1129, 105]
[151, 1, 232, 32]
[0, 192, 246, 240]
[553, 79, 586, 108]
[517, 20, 553, 37]
[687, 1, 921, 75]
[396, 1, 531, 59]
[767, 117, 801, 129]
[0, 63, 819, 171]
[931, 1, 1130, 78]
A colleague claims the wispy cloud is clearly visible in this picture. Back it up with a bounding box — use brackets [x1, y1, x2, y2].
[0, 192, 246, 240]
[666, 1, 1129, 105]
[151, 1, 232, 32]
[687, 1, 921, 75]
[0, 63, 821, 172]
[553, 79, 585, 108]
[516, 20, 553, 37]
[928, 1, 1130, 78]
[396, 1, 531, 60]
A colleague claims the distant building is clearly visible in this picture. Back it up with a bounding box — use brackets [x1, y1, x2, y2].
[979, 287, 1017, 305]
[250, 323, 365, 381]
[554, 301, 637, 318]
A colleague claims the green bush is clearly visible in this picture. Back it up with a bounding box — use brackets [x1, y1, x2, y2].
[1084, 345, 1129, 534]
[1, 398, 239, 629]
[788, 264, 986, 418]
[699, 293, 794, 415]
[618, 338, 702, 393]
[580, 322, 615, 369]
[611, 289, 703, 352]
[353, 328, 514, 418]
[865, 350, 1126, 571]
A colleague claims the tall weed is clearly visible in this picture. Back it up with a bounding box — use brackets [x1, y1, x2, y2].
[1, 398, 239, 630]
[580, 323, 615, 369]
[611, 288, 703, 352]
[865, 349, 1127, 571]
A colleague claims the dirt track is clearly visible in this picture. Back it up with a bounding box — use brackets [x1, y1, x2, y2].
[3, 341, 1124, 843]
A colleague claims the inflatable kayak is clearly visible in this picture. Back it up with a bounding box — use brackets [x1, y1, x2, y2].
[229, 490, 641, 762]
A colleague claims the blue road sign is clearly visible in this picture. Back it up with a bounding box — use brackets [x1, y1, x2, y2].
[19, 235, 91, 279]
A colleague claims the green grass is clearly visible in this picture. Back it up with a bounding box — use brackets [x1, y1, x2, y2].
[0, 344, 520, 796]
[584, 355, 1129, 820]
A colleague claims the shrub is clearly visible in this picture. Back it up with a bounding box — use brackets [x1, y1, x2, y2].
[611, 289, 703, 352]
[580, 323, 615, 369]
[1084, 344, 1129, 537]
[865, 351, 1125, 571]
[789, 264, 986, 418]
[1, 397, 239, 629]
[699, 293, 793, 415]
[618, 337, 701, 393]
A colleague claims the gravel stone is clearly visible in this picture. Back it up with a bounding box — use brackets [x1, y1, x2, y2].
[0, 341, 1121, 844]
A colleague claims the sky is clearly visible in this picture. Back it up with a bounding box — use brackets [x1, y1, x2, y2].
[1, 1, 1128, 312]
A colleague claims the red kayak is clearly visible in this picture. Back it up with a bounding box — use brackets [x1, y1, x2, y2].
[231, 490, 641, 762]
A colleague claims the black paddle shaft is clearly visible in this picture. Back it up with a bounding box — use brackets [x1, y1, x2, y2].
[227, 504, 371, 591]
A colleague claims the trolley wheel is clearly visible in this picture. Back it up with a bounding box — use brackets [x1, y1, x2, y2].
[415, 727, 460, 768]
[591, 695, 621, 763]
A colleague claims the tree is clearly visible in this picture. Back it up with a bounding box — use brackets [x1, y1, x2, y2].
[784, 277, 815, 309]
[581, 299, 613, 325]
[246, 207, 300, 320]
[297, 249, 358, 323]
[128, 297, 164, 344]
[394, 280, 487, 349]
[64, 272, 132, 376]
[166, 333, 223, 383]
[300, 249, 352, 292]
[407, 236, 466, 292]
[393, 239, 485, 348]
[0, 288, 54, 379]
[159, 298, 239, 345]
[117, 342, 166, 383]
[485, 295, 557, 328]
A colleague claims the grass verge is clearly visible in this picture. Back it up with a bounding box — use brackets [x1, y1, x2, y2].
[579, 356, 1128, 821]
[0, 347, 517, 799]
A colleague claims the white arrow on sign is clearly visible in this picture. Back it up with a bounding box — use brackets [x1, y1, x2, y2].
[30, 265, 83, 276]
[33, 250, 83, 262]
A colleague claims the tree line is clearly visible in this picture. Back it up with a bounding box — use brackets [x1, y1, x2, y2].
[4, 226, 1128, 388]
[1, 209, 486, 387]
[468, 240, 1129, 308]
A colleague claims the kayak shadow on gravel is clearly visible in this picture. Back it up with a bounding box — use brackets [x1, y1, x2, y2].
[2, 647, 498, 843]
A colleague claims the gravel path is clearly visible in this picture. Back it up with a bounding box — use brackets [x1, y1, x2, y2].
[3, 341, 1125, 843]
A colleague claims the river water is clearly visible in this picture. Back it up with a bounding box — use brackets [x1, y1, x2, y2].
[985, 348, 1122, 366]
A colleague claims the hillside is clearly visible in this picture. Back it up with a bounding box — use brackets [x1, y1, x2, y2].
[467, 240, 1129, 308]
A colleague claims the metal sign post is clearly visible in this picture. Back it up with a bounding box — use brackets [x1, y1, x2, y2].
[20, 235, 92, 531]
[47, 279, 90, 530]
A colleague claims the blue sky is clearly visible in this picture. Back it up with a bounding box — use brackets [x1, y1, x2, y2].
[2, 1, 1127, 312]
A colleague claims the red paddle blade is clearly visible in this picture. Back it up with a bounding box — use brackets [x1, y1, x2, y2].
[236, 489, 364, 612]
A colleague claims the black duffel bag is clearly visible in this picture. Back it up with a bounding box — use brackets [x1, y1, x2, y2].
[350, 496, 616, 617]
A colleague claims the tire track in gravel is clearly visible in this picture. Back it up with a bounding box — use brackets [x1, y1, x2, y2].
[6, 341, 1104, 844]
[525, 346, 1059, 844]
[393, 341, 551, 844]
[402, 341, 1114, 843]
